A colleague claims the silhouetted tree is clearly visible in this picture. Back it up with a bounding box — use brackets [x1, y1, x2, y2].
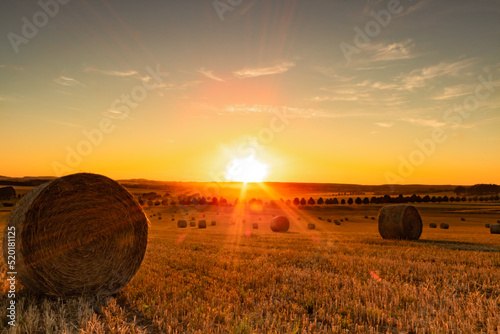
[363, 197, 370, 204]
[293, 198, 300, 206]
[332, 198, 339, 205]
[355, 197, 362, 205]
[308, 197, 315, 205]
[347, 198, 353, 205]
[431, 196, 437, 203]
[341, 199, 346, 205]
[300, 198, 306, 205]
[423, 195, 431, 203]
[286, 199, 291, 205]
[454, 186, 467, 195]
[443, 195, 449, 202]
[317, 197, 324, 205]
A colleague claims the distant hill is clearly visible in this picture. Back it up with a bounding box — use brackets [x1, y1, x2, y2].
[0, 175, 459, 195]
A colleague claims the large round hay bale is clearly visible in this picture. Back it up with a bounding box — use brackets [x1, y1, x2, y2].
[2, 173, 148, 297]
[490, 224, 500, 234]
[429, 223, 437, 228]
[177, 220, 187, 228]
[440, 223, 449, 229]
[198, 220, 206, 229]
[307, 223, 315, 230]
[378, 205, 422, 240]
[270, 216, 289, 232]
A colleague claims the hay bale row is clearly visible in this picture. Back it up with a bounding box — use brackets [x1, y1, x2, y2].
[178, 220, 187, 228]
[429, 223, 437, 228]
[2, 173, 148, 297]
[270, 216, 289, 232]
[440, 223, 449, 229]
[491, 224, 500, 234]
[307, 223, 315, 230]
[378, 205, 422, 240]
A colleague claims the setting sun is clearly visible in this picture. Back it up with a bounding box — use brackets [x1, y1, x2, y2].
[225, 155, 268, 183]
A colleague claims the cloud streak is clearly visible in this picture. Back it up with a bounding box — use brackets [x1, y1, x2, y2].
[198, 68, 225, 82]
[233, 60, 296, 79]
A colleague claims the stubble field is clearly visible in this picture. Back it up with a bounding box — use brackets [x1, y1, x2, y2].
[1, 200, 500, 333]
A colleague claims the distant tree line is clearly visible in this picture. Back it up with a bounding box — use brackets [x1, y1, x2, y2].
[454, 184, 499, 196]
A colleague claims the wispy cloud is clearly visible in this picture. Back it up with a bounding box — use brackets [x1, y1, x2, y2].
[369, 39, 415, 61]
[54, 76, 85, 87]
[233, 60, 296, 79]
[311, 66, 355, 81]
[375, 122, 394, 128]
[432, 84, 472, 100]
[84, 66, 155, 83]
[0, 64, 24, 71]
[400, 58, 476, 90]
[198, 68, 225, 82]
[402, 118, 447, 128]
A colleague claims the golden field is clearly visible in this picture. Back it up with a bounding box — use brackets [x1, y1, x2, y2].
[1, 190, 500, 333]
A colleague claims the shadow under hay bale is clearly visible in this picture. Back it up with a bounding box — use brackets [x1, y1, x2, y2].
[270, 216, 289, 232]
[2, 173, 148, 298]
[198, 220, 206, 229]
[177, 220, 187, 228]
[252, 223, 258, 229]
[378, 205, 422, 241]
[429, 223, 437, 228]
[307, 223, 315, 230]
[440, 223, 450, 229]
[491, 224, 500, 234]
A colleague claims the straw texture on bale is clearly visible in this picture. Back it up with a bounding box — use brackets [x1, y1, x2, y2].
[307, 223, 315, 230]
[429, 223, 437, 228]
[378, 205, 422, 241]
[177, 220, 187, 228]
[2, 173, 148, 297]
[490, 224, 500, 234]
[252, 223, 259, 229]
[270, 216, 289, 232]
[440, 223, 449, 229]
[198, 220, 206, 228]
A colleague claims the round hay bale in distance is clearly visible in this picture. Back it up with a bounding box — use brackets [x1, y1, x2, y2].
[327, 219, 332, 222]
[334, 219, 341, 225]
[211, 220, 216, 226]
[429, 223, 437, 228]
[485, 224, 490, 228]
[307, 223, 315, 230]
[490, 224, 500, 234]
[378, 205, 422, 240]
[461, 217, 466, 221]
[190, 221, 196, 227]
[198, 220, 207, 229]
[2, 173, 148, 297]
[270, 216, 289, 232]
[252, 223, 258, 229]
[440, 223, 449, 229]
[345, 217, 349, 221]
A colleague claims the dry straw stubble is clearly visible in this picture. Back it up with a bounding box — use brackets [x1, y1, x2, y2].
[2, 173, 149, 297]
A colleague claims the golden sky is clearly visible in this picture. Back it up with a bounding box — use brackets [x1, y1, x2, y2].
[1, 0, 499, 184]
